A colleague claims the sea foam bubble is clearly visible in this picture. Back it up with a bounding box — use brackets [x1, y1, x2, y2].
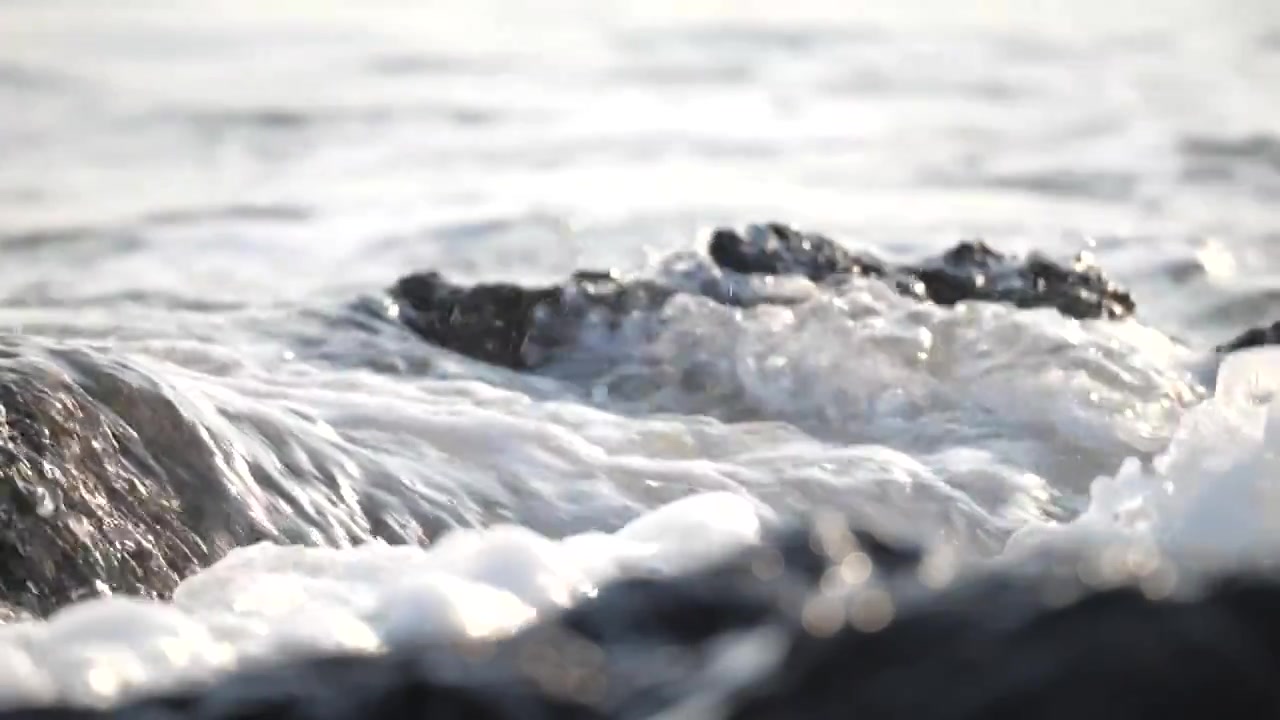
[0, 491, 765, 709]
[1009, 346, 1280, 558]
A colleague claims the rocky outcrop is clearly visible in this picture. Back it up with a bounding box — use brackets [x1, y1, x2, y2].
[389, 222, 1138, 371]
[709, 223, 1136, 319]
[11, 518, 1279, 719]
[0, 345, 260, 617]
[388, 271, 678, 371]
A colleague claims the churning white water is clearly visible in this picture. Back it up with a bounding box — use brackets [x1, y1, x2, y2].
[1, 0, 1280, 710]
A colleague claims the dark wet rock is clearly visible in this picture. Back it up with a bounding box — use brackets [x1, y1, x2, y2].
[706, 225, 1136, 320]
[0, 351, 215, 616]
[389, 271, 564, 370]
[389, 222, 1137, 370]
[1216, 320, 1280, 354]
[389, 270, 677, 370]
[13, 519, 1280, 719]
[0, 335, 494, 616]
[907, 240, 1135, 319]
[0, 340, 321, 617]
[707, 223, 890, 281]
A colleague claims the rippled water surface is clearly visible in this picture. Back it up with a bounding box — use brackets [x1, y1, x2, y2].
[2, 0, 1280, 706]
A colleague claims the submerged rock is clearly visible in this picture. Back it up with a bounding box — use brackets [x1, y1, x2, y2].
[388, 222, 1139, 371]
[11, 518, 1280, 719]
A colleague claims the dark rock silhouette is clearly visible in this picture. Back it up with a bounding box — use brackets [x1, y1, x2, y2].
[707, 223, 892, 281]
[1216, 319, 1280, 354]
[390, 222, 1139, 371]
[709, 223, 1136, 319]
[9, 518, 1280, 719]
[388, 271, 678, 370]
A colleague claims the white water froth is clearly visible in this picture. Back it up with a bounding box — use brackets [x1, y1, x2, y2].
[1011, 347, 1280, 557]
[0, 492, 766, 709]
[1, 343, 1275, 710]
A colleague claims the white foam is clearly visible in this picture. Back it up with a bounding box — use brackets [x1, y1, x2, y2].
[1212, 347, 1280, 408]
[1009, 347, 1280, 558]
[0, 336, 1264, 711]
[614, 492, 770, 572]
[0, 491, 767, 710]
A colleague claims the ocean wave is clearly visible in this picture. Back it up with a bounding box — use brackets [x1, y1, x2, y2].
[2, 355, 1278, 715]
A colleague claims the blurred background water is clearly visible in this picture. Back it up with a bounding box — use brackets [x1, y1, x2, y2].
[3, 0, 1280, 343]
